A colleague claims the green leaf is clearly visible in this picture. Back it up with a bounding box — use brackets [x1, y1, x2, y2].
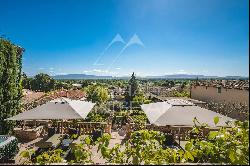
[185, 142, 193, 151]
[85, 136, 92, 145]
[229, 151, 236, 162]
[214, 116, 220, 125]
[208, 131, 218, 139]
[20, 151, 30, 158]
[186, 151, 194, 161]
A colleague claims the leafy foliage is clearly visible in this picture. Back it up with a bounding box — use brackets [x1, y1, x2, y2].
[86, 104, 111, 122]
[19, 118, 248, 165]
[30, 73, 55, 92]
[20, 148, 35, 164]
[185, 120, 249, 164]
[35, 149, 64, 164]
[0, 137, 19, 160]
[129, 110, 149, 128]
[173, 91, 190, 97]
[97, 119, 249, 165]
[85, 84, 109, 104]
[70, 143, 92, 164]
[97, 131, 184, 164]
[132, 93, 146, 106]
[22, 72, 73, 92]
[86, 111, 107, 122]
[125, 72, 139, 106]
[0, 38, 23, 134]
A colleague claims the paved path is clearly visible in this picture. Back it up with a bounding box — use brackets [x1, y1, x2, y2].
[15, 137, 43, 164]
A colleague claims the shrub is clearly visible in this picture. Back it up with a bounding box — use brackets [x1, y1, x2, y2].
[0, 137, 19, 161]
[97, 118, 249, 164]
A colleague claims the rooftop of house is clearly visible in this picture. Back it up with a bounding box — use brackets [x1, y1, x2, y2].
[193, 80, 249, 90]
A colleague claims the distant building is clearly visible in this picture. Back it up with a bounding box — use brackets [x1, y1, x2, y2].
[144, 85, 181, 97]
[72, 83, 82, 88]
[109, 86, 125, 101]
[190, 80, 249, 106]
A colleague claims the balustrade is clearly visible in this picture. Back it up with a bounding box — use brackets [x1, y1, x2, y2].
[55, 121, 111, 135]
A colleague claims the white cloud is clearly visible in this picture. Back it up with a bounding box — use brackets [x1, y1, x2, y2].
[93, 69, 109, 73]
[55, 72, 68, 75]
[82, 68, 119, 76]
[176, 69, 188, 74]
[115, 67, 121, 70]
[83, 70, 91, 73]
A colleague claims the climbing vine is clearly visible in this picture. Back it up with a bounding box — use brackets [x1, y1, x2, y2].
[0, 38, 24, 134]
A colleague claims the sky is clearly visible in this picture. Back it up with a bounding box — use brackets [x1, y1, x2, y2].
[0, 0, 249, 77]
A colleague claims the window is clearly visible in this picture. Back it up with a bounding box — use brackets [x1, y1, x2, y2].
[217, 87, 222, 93]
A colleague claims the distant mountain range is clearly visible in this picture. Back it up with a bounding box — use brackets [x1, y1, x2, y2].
[145, 74, 218, 79]
[52, 74, 249, 80]
[53, 74, 113, 80]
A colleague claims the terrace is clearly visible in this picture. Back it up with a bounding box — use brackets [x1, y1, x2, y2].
[0, 95, 243, 164]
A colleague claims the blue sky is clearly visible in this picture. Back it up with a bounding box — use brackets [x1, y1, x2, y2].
[0, 0, 249, 77]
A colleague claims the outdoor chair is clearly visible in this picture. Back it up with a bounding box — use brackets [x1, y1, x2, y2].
[48, 127, 57, 137]
[163, 132, 175, 147]
[60, 136, 73, 150]
[68, 128, 78, 135]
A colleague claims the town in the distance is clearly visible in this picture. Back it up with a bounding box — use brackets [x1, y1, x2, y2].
[0, 0, 249, 165]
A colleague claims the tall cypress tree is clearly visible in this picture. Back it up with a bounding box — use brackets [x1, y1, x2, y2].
[125, 72, 139, 107]
[0, 38, 24, 134]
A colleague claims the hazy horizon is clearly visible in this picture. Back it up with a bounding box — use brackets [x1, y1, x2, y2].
[0, 0, 249, 77]
[29, 72, 249, 78]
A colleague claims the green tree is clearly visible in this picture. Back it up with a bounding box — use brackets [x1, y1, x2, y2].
[54, 80, 72, 90]
[21, 72, 33, 89]
[0, 38, 23, 134]
[132, 93, 146, 106]
[31, 73, 55, 92]
[125, 72, 139, 107]
[85, 85, 109, 104]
